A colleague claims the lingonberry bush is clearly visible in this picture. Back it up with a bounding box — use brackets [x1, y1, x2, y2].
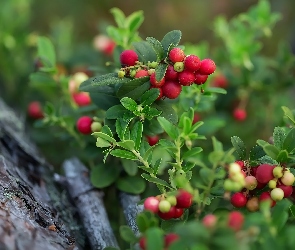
[26, 1, 295, 250]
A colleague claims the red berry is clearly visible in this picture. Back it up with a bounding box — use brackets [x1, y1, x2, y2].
[164, 233, 179, 247]
[184, 55, 201, 72]
[76, 116, 93, 134]
[173, 208, 184, 218]
[143, 197, 160, 213]
[233, 108, 247, 121]
[120, 50, 138, 66]
[146, 135, 159, 146]
[277, 184, 293, 198]
[169, 48, 185, 63]
[135, 69, 149, 78]
[235, 161, 244, 168]
[250, 166, 258, 176]
[72, 92, 91, 106]
[165, 65, 179, 80]
[176, 190, 193, 208]
[158, 206, 176, 220]
[192, 113, 201, 124]
[227, 211, 244, 231]
[194, 73, 208, 85]
[150, 72, 165, 87]
[230, 192, 247, 208]
[212, 74, 228, 88]
[104, 40, 116, 55]
[178, 70, 195, 86]
[162, 81, 182, 99]
[139, 237, 146, 250]
[27, 101, 44, 119]
[255, 164, 275, 184]
[202, 214, 217, 228]
[259, 191, 276, 207]
[256, 181, 266, 189]
[198, 59, 216, 75]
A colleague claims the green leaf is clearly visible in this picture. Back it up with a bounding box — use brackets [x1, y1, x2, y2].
[157, 117, 179, 140]
[116, 176, 146, 194]
[92, 132, 116, 143]
[79, 73, 129, 92]
[101, 125, 113, 138]
[263, 144, 279, 160]
[212, 136, 223, 152]
[106, 104, 127, 119]
[117, 140, 135, 150]
[126, 10, 144, 33]
[133, 41, 157, 63]
[37, 36, 56, 68]
[110, 149, 137, 160]
[182, 147, 203, 159]
[205, 87, 227, 94]
[141, 88, 160, 106]
[146, 37, 164, 60]
[277, 150, 289, 163]
[110, 8, 126, 28]
[130, 121, 143, 150]
[282, 106, 295, 125]
[136, 211, 159, 233]
[146, 227, 164, 250]
[90, 164, 120, 188]
[117, 77, 150, 100]
[121, 159, 138, 176]
[249, 145, 265, 161]
[29, 72, 56, 87]
[256, 139, 269, 148]
[161, 30, 182, 52]
[152, 158, 162, 175]
[273, 127, 286, 150]
[96, 137, 112, 148]
[141, 173, 171, 189]
[231, 136, 247, 160]
[208, 151, 224, 164]
[120, 97, 138, 112]
[116, 115, 134, 140]
[283, 128, 295, 153]
[90, 92, 119, 111]
[155, 63, 168, 82]
[182, 117, 192, 136]
[152, 101, 178, 124]
[199, 168, 213, 185]
[119, 225, 137, 244]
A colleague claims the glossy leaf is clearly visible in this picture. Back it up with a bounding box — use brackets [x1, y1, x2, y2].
[119, 225, 137, 244]
[283, 128, 295, 153]
[130, 121, 143, 150]
[110, 149, 137, 160]
[141, 88, 160, 106]
[231, 136, 247, 160]
[141, 173, 171, 189]
[120, 97, 138, 112]
[133, 41, 157, 63]
[155, 63, 168, 82]
[157, 117, 179, 140]
[182, 147, 203, 159]
[146, 37, 164, 59]
[161, 30, 182, 52]
[117, 78, 150, 100]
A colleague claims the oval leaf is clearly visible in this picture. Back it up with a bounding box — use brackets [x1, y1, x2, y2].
[161, 30, 182, 52]
[116, 176, 146, 194]
[110, 149, 137, 160]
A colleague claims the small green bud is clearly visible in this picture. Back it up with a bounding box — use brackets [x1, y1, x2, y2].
[173, 62, 184, 72]
[118, 70, 125, 78]
[91, 121, 102, 132]
[130, 70, 136, 78]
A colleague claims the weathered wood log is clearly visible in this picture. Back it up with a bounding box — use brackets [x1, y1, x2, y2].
[0, 98, 85, 249]
[119, 192, 143, 236]
[62, 158, 119, 250]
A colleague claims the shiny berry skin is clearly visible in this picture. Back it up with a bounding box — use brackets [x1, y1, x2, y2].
[227, 211, 244, 231]
[165, 65, 179, 80]
[144, 196, 160, 213]
[150, 72, 165, 87]
[72, 92, 91, 106]
[173, 208, 184, 218]
[162, 80, 182, 99]
[259, 191, 276, 207]
[235, 161, 245, 168]
[135, 69, 149, 78]
[139, 237, 146, 250]
[176, 190, 193, 208]
[158, 206, 176, 220]
[178, 70, 195, 86]
[202, 214, 217, 228]
[159, 200, 171, 213]
[198, 59, 216, 75]
[146, 135, 159, 146]
[76, 116, 93, 134]
[169, 48, 185, 63]
[184, 55, 201, 72]
[255, 164, 275, 184]
[91, 121, 102, 132]
[270, 188, 284, 201]
[212, 74, 228, 88]
[233, 108, 247, 121]
[194, 73, 208, 85]
[281, 172, 295, 186]
[164, 233, 179, 247]
[120, 50, 138, 66]
[230, 192, 247, 208]
[277, 184, 293, 198]
[27, 101, 44, 119]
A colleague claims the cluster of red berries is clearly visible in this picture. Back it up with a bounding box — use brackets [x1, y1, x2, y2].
[76, 116, 102, 134]
[118, 48, 216, 100]
[143, 189, 193, 220]
[225, 161, 295, 211]
[139, 233, 179, 250]
[203, 211, 244, 232]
